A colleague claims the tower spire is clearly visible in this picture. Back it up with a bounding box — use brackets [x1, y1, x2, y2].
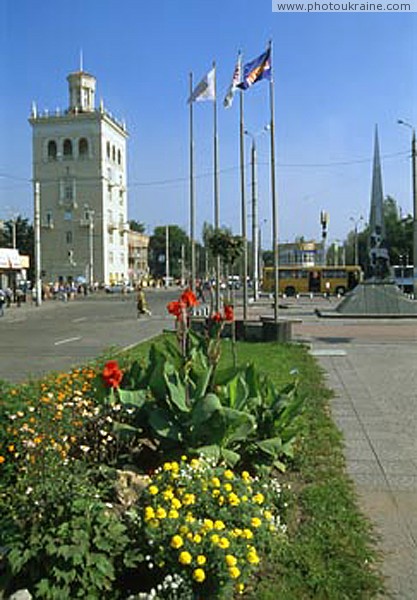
[79, 49, 83, 72]
[368, 125, 390, 279]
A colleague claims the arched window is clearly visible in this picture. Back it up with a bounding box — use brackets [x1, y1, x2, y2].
[66, 231, 73, 244]
[112, 145, 116, 161]
[79, 138, 89, 157]
[47, 140, 57, 160]
[106, 141, 110, 158]
[117, 149, 121, 165]
[63, 139, 73, 158]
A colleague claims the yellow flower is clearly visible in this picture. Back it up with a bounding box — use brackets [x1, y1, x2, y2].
[163, 462, 172, 471]
[179, 525, 189, 535]
[168, 509, 179, 519]
[224, 469, 234, 480]
[179, 551, 192, 565]
[149, 485, 159, 496]
[242, 528, 254, 539]
[144, 506, 155, 521]
[171, 497, 182, 509]
[203, 519, 214, 531]
[251, 517, 262, 528]
[185, 513, 195, 523]
[148, 519, 159, 528]
[190, 458, 200, 469]
[155, 507, 167, 519]
[225, 554, 238, 567]
[181, 455, 188, 461]
[211, 476, 221, 487]
[211, 534, 220, 544]
[196, 554, 206, 565]
[218, 536, 230, 549]
[253, 493, 265, 504]
[171, 535, 184, 549]
[171, 461, 179, 472]
[8, 444, 15, 452]
[241, 470, 251, 482]
[193, 568, 206, 583]
[229, 566, 241, 579]
[193, 534, 202, 543]
[264, 510, 273, 521]
[231, 527, 242, 537]
[183, 493, 196, 505]
[212, 489, 221, 498]
[228, 493, 240, 506]
[0, 456, 5, 464]
[224, 482, 233, 492]
[235, 582, 245, 594]
[214, 520, 225, 530]
[163, 489, 174, 501]
[247, 550, 260, 564]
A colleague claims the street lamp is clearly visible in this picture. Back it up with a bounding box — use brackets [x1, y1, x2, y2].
[320, 211, 329, 265]
[244, 125, 269, 301]
[398, 119, 417, 296]
[350, 215, 364, 266]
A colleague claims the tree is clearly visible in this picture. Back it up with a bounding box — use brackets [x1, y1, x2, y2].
[149, 225, 189, 279]
[128, 220, 146, 234]
[0, 216, 35, 280]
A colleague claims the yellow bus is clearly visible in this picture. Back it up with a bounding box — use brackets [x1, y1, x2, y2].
[262, 265, 362, 296]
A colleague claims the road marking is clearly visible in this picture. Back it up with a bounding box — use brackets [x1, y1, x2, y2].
[311, 349, 347, 357]
[72, 317, 87, 323]
[54, 336, 81, 346]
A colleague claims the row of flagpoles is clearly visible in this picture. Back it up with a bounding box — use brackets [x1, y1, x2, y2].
[187, 41, 279, 322]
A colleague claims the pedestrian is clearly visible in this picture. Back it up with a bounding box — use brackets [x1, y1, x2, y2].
[0, 291, 5, 317]
[136, 286, 151, 317]
[325, 280, 331, 299]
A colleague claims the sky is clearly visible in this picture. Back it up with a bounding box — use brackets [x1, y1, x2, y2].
[1, 0, 416, 249]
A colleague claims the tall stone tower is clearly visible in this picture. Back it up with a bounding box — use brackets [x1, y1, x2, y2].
[29, 67, 129, 286]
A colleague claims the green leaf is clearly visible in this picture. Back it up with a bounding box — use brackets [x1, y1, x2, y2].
[164, 363, 189, 413]
[191, 393, 222, 427]
[118, 388, 147, 409]
[254, 436, 283, 457]
[220, 448, 241, 466]
[226, 372, 249, 409]
[194, 444, 221, 463]
[220, 406, 256, 443]
[148, 407, 182, 442]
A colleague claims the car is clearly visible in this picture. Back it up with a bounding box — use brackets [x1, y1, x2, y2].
[105, 283, 134, 294]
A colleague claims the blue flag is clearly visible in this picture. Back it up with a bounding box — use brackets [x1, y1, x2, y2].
[238, 48, 271, 90]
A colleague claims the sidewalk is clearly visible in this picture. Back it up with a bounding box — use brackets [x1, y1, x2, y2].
[291, 312, 417, 599]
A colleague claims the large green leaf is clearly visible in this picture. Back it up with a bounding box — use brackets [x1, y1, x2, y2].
[220, 406, 256, 444]
[193, 364, 213, 400]
[164, 363, 189, 413]
[191, 393, 222, 427]
[146, 346, 168, 400]
[112, 422, 142, 441]
[147, 407, 182, 442]
[220, 448, 241, 467]
[254, 436, 283, 457]
[194, 444, 221, 463]
[118, 388, 147, 409]
[225, 373, 249, 409]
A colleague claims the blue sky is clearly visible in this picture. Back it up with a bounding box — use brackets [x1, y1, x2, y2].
[1, 0, 416, 248]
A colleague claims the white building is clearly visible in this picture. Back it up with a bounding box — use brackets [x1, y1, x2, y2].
[29, 68, 129, 285]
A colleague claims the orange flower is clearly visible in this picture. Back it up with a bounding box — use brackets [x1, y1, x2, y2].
[102, 360, 123, 388]
[211, 312, 222, 323]
[180, 288, 199, 308]
[167, 300, 186, 320]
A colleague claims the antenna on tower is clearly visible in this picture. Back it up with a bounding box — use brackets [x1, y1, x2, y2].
[79, 48, 84, 72]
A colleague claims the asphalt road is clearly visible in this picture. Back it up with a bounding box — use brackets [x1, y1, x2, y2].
[0, 288, 178, 383]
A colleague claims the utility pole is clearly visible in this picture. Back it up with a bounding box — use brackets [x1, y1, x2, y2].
[320, 211, 329, 266]
[251, 139, 259, 300]
[165, 225, 170, 287]
[89, 210, 94, 288]
[34, 181, 42, 306]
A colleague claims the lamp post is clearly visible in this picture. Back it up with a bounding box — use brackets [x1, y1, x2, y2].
[244, 125, 269, 301]
[350, 215, 364, 266]
[320, 211, 329, 265]
[398, 119, 417, 296]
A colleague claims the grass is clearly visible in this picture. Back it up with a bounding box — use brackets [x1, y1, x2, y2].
[126, 337, 385, 599]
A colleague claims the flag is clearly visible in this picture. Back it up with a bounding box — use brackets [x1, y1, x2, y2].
[188, 67, 215, 103]
[238, 48, 271, 91]
[223, 53, 242, 108]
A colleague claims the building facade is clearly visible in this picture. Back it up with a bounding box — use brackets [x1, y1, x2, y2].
[29, 69, 129, 285]
[279, 240, 324, 266]
[127, 230, 149, 284]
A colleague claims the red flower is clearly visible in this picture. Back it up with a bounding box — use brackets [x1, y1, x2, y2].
[167, 300, 187, 320]
[224, 305, 234, 322]
[102, 360, 123, 388]
[180, 288, 199, 308]
[211, 312, 223, 323]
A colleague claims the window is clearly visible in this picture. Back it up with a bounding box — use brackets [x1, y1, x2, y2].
[47, 140, 57, 160]
[117, 149, 121, 165]
[64, 211, 72, 221]
[106, 141, 110, 159]
[66, 231, 73, 244]
[64, 181, 73, 200]
[79, 138, 89, 157]
[63, 139, 73, 158]
[46, 212, 53, 227]
[112, 145, 116, 161]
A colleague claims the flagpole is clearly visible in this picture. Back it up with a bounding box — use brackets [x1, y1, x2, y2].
[240, 88, 248, 322]
[268, 40, 279, 322]
[189, 72, 196, 292]
[213, 60, 221, 312]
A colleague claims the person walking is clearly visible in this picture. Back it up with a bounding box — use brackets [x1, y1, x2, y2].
[0, 291, 5, 317]
[136, 286, 151, 317]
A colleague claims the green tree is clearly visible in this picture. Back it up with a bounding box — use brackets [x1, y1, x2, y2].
[128, 220, 146, 233]
[149, 225, 189, 279]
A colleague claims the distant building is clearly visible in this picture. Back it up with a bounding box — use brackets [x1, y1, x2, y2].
[0, 248, 29, 289]
[29, 67, 129, 285]
[279, 240, 324, 266]
[128, 230, 149, 284]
